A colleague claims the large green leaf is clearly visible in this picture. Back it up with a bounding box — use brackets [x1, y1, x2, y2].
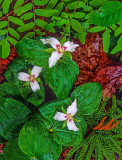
[92, 1, 122, 27]
[39, 98, 72, 122]
[4, 57, 45, 106]
[42, 140, 62, 160]
[0, 80, 22, 100]
[18, 117, 55, 158]
[16, 3, 33, 16]
[33, 0, 49, 6]
[19, 80, 45, 107]
[88, 26, 105, 33]
[43, 57, 79, 99]
[15, 38, 51, 68]
[0, 98, 30, 140]
[71, 82, 102, 115]
[7, 36, 18, 46]
[5, 57, 30, 81]
[4, 139, 30, 160]
[45, 0, 58, 9]
[39, 98, 87, 146]
[2, 0, 12, 14]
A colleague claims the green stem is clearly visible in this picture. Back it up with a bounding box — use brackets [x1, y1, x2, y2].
[32, 0, 36, 38]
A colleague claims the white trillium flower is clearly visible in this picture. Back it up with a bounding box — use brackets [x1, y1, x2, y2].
[40, 37, 79, 68]
[53, 99, 79, 131]
[18, 66, 42, 92]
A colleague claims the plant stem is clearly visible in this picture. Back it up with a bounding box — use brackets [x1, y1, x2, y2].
[32, 0, 36, 38]
[60, 0, 80, 40]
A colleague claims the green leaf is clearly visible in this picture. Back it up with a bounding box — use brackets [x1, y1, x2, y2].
[19, 80, 45, 107]
[42, 140, 62, 160]
[16, 3, 33, 16]
[39, 98, 72, 121]
[39, 98, 86, 146]
[8, 16, 24, 26]
[33, 0, 49, 6]
[73, 12, 86, 18]
[89, 0, 108, 7]
[78, 32, 87, 45]
[0, 12, 2, 17]
[0, 39, 10, 59]
[20, 12, 34, 20]
[0, 0, 3, 5]
[110, 24, 117, 31]
[18, 117, 54, 158]
[8, 27, 20, 40]
[35, 19, 47, 28]
[7, 36, 18, 46]
[14, 0, 24, 10]
[23, 32, 35, 39]
[35, 29, 45, 36]
[5, 57, 30, 81]
[2, 0, 12, 14]
[55, 2, 63, 16]
[0, 21, 8, 29]
[92, 1, 122, 27]
[0, 98, 30, 140]
[0, 29, 7, 35]
[88, 26, 105, 33]
[71, 19, 83, 33]
[35, 9, 59, 17]
[67, 1, 85, 10]
[71, 82, 102, 115]
[4, 139, 30, 160]
[114, 26, 122, 37]
[102, 28, 111, 53]
[85, 9, 97, 19]
[45, 0, 58, 9]
[15, 38, 50, 68]
[0, 80, 22, 99]
[82, 5, 93, 11]
[110, 35, 122, 54]
[16, 22, 35, 32]
[43, 57, 79, 99]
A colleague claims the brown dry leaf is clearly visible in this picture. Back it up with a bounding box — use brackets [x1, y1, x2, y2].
[92, 66, 122, 99]
[72, 33, 122, 99]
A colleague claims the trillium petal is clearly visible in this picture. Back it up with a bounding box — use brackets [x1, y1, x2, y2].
[49, 51, 63, 68]
[67, 99, 77, 116]
[41, 37, 60, 49]
[18, 73, 29, 81]
[63, 41, 79, 52]
[30, 80, 40, 92]
[53, 112, 67, 121]
[31, 66, 42, 78]
[67, 119, 79, 131]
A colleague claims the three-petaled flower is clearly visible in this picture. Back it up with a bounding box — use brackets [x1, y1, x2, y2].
[18, 66, 42, 92]
[41, 37, 79, 68]
[53, 99, 79, 131]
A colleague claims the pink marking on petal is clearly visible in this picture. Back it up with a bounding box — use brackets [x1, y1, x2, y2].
[28, 74, 35, 82]
[64, 115, 67, 118]
[63, 46, 67, 51]
[56, 44, 60, 50]
[69, 119, 72, 122]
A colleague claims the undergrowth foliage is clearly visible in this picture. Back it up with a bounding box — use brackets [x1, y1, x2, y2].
[65, 95, 122, 160]
[0, 0, 122, 58]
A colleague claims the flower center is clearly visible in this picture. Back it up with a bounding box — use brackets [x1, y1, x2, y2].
[56, 44, 67, 53]
[28, 74, 35, 82]
[64, 113, 72, 122]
